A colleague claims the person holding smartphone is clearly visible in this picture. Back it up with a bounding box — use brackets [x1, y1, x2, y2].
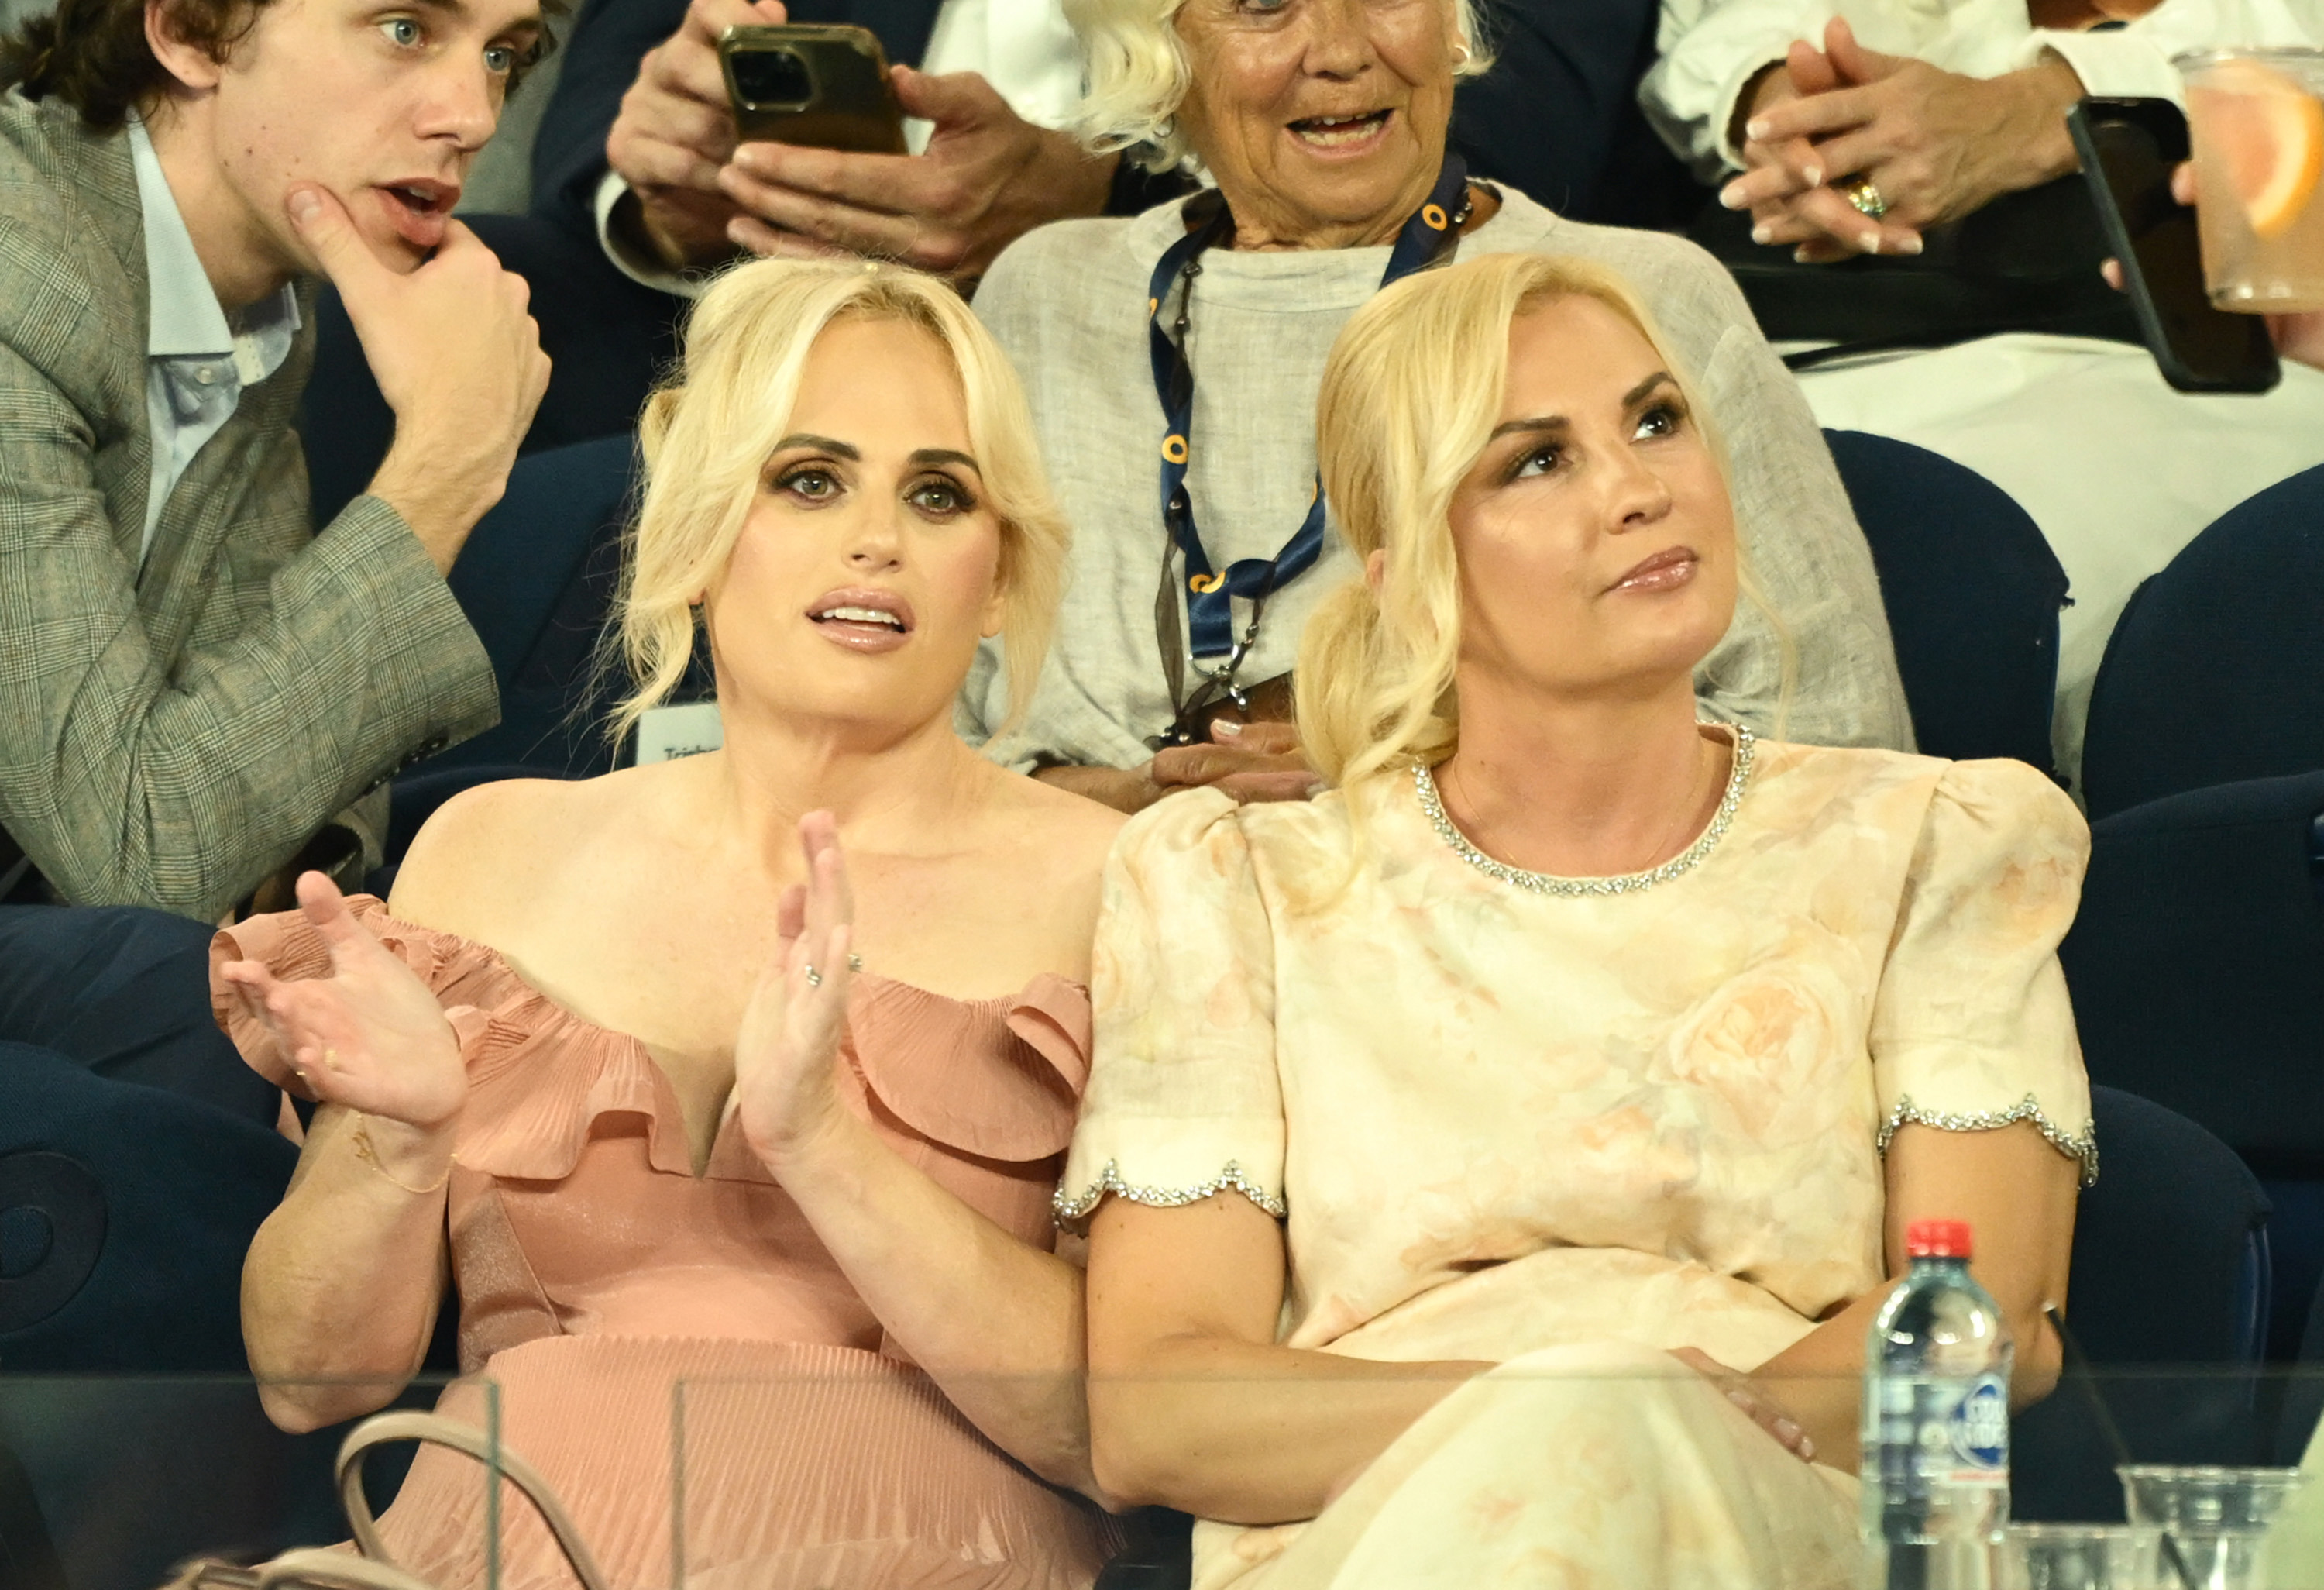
[538, 0, 1668, 291]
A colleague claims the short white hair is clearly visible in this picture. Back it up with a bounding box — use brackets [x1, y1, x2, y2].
[1066, 0, 1494, 173]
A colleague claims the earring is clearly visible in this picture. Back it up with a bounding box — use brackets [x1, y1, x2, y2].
[1451, 41, 1472, 65]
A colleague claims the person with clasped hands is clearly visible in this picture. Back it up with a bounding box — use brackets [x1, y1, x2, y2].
[0, 0, 550, 920]
[1645, 0, 2323, 262]
[215, 260, 1127, 1586]
[1061, 251, 2092, 1586]
[961, 0, 1914, 815]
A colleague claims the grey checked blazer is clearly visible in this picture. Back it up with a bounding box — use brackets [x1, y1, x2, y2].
[0, 91, 498, 921]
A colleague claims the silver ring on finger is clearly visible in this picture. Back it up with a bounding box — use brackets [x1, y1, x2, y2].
[803, 965, 823, 988]
[847, 953, 864, 972]
[1838, 174, 1888, 220]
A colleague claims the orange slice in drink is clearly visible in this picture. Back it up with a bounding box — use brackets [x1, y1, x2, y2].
[2192, 60, 2324, 239]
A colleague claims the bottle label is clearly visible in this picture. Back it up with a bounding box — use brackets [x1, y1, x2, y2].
[1945, 1373, 2009, 1480]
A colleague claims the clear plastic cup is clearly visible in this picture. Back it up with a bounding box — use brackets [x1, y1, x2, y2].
[2179, 48, 2324, 312]
[2118, 1464, 2311, 1589]
[2002, 1523, 2168, 1589]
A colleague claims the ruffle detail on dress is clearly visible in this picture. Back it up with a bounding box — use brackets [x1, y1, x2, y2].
[211, 900, 1094, 1182]
[1878, 1092, 2099, 1188]
[844, 975, 1089, 1165]
[1051, 1158, 1287, 1226]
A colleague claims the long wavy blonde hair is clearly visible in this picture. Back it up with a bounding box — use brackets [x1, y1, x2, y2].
[1067, 0, 1494, 173]
[608, 258, 1071, 745]
[1297, 250, 1789, 793]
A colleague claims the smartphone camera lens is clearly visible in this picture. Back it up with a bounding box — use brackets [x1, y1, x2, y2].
[731, 47, 813, 107]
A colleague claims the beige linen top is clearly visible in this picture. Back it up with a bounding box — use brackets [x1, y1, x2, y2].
[1058, 737, 2093, 1370]
[966, 188, 1913, 770]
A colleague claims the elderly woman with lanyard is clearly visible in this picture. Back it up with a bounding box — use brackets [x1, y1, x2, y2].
[961, 0, 1915, 811]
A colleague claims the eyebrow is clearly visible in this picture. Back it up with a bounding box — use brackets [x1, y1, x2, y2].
[1484, 371, 1679, 442]
[772, 432, 860, 460]
[403, 0, 545, 38]
[768, 436, 983, 474]
[909, 447, 982, 474]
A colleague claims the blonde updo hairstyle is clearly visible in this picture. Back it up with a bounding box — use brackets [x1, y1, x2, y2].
[609, 258, 1071, 744]
[1298, 250, 1787, 793]
[1068, 0, 1494, 172]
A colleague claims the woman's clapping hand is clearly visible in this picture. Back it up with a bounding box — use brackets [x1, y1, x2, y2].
[733, 811, 858, 1171]
[216, 872, 467, 1130]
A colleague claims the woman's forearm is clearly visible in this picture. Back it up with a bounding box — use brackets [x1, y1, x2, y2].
[242, 1106, 452, 1433]
[1089, 1337, 1488, 1523]
[1752, 1272, 2064, 1473]
[769, 1107, 1110, 1499]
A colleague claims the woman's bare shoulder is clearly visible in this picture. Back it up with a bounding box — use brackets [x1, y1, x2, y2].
[984, 765, 1129, 871]
[387, 764, 687, 936]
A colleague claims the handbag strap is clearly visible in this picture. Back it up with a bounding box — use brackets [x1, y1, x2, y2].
[332, 1410, 611, 1590]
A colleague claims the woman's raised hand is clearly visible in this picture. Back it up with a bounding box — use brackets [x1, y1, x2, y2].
[733, 811, 858, 1170]
[216, 872, 467, 1130]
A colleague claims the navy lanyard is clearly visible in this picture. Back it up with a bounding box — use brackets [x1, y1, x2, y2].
[1146, 156, 1470, 667]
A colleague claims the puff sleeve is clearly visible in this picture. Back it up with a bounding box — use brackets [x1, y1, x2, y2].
[1870, 759, 2098, 1186]
[1054, 790, 1288, 1230]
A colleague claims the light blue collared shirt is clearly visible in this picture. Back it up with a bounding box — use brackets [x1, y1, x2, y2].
[126, 118, 301, 563]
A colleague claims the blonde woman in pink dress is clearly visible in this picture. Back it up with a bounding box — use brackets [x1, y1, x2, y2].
[211, 259, 1126, 1588]
[1065, 251, 2092, 1590]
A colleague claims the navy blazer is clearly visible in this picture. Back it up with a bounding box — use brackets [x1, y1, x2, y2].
[527, 0, 1666, 243]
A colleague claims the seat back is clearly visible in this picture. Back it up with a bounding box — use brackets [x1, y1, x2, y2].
[2082, 462, 2324, 821]
[1821, 429, 2067, 772]
[0, 1044, 351, 1590]
[2013, 1086, 2273, 1520]
[2061, 772, 2324, 1179]
[433, 433, 638, 780]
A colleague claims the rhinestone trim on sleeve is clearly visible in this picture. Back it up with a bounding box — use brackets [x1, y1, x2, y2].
[1051, 1158, 1288, 1227]
[1878, 1093, 2099, 1188]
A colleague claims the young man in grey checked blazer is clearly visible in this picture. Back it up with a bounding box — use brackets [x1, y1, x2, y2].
[0, 0, 551, 924]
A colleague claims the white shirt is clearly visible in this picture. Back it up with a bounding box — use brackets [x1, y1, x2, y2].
[126, 118, 300, 562]
[1643, 0, 2324, 176]
[595, 0, 1083, 291]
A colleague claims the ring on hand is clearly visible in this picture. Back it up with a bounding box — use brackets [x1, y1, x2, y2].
[847, 952, 865, 972]
[803, 965, 823, 988]
[1838, 174, 1888, 220]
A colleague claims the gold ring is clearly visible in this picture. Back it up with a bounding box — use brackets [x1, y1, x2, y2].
[1838, 175, 1888, 221]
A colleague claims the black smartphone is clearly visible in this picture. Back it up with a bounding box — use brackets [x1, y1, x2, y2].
[719, 24, 907, 155]
[2068, 96, 2280, 394]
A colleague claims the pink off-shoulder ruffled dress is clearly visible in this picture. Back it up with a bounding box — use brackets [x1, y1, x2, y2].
[211, 898, 1121, 1590]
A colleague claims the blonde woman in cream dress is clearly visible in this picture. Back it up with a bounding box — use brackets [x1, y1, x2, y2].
[1062, 251, 2093, 1590]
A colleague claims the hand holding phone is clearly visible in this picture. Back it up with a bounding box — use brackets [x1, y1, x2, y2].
[604, 0, 792, 270]
[719, 24, 906, 156]
[2070, 96, 2281, 393]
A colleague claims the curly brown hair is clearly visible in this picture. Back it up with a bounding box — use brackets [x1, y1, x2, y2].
[0, 0, 556, 132]
[0, 0, 261, 130]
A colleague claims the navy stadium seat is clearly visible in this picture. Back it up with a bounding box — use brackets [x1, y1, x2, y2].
[1822, 429, 2068, 773]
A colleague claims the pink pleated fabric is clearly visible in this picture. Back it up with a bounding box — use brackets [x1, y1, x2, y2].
[211, 900, 1119, 1590]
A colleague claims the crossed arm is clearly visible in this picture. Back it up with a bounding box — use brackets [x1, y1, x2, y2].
[1083, 1118, 2076, 1523]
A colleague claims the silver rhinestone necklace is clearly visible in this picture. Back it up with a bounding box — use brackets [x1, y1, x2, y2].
[1414, 724, 1755, 897]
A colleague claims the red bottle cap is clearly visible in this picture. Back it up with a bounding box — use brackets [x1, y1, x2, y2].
[1906, 1219, 1974, 1259]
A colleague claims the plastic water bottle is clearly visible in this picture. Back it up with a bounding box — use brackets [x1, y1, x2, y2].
[1861, 1217, 2013, 1589]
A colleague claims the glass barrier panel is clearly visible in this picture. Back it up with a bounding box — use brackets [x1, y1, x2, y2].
[0, 1372, 499, 1590]
[16, 1362, 2324, 1590]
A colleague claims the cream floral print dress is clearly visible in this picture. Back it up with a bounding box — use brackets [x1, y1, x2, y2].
[1058, 730, 2096, 1590]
